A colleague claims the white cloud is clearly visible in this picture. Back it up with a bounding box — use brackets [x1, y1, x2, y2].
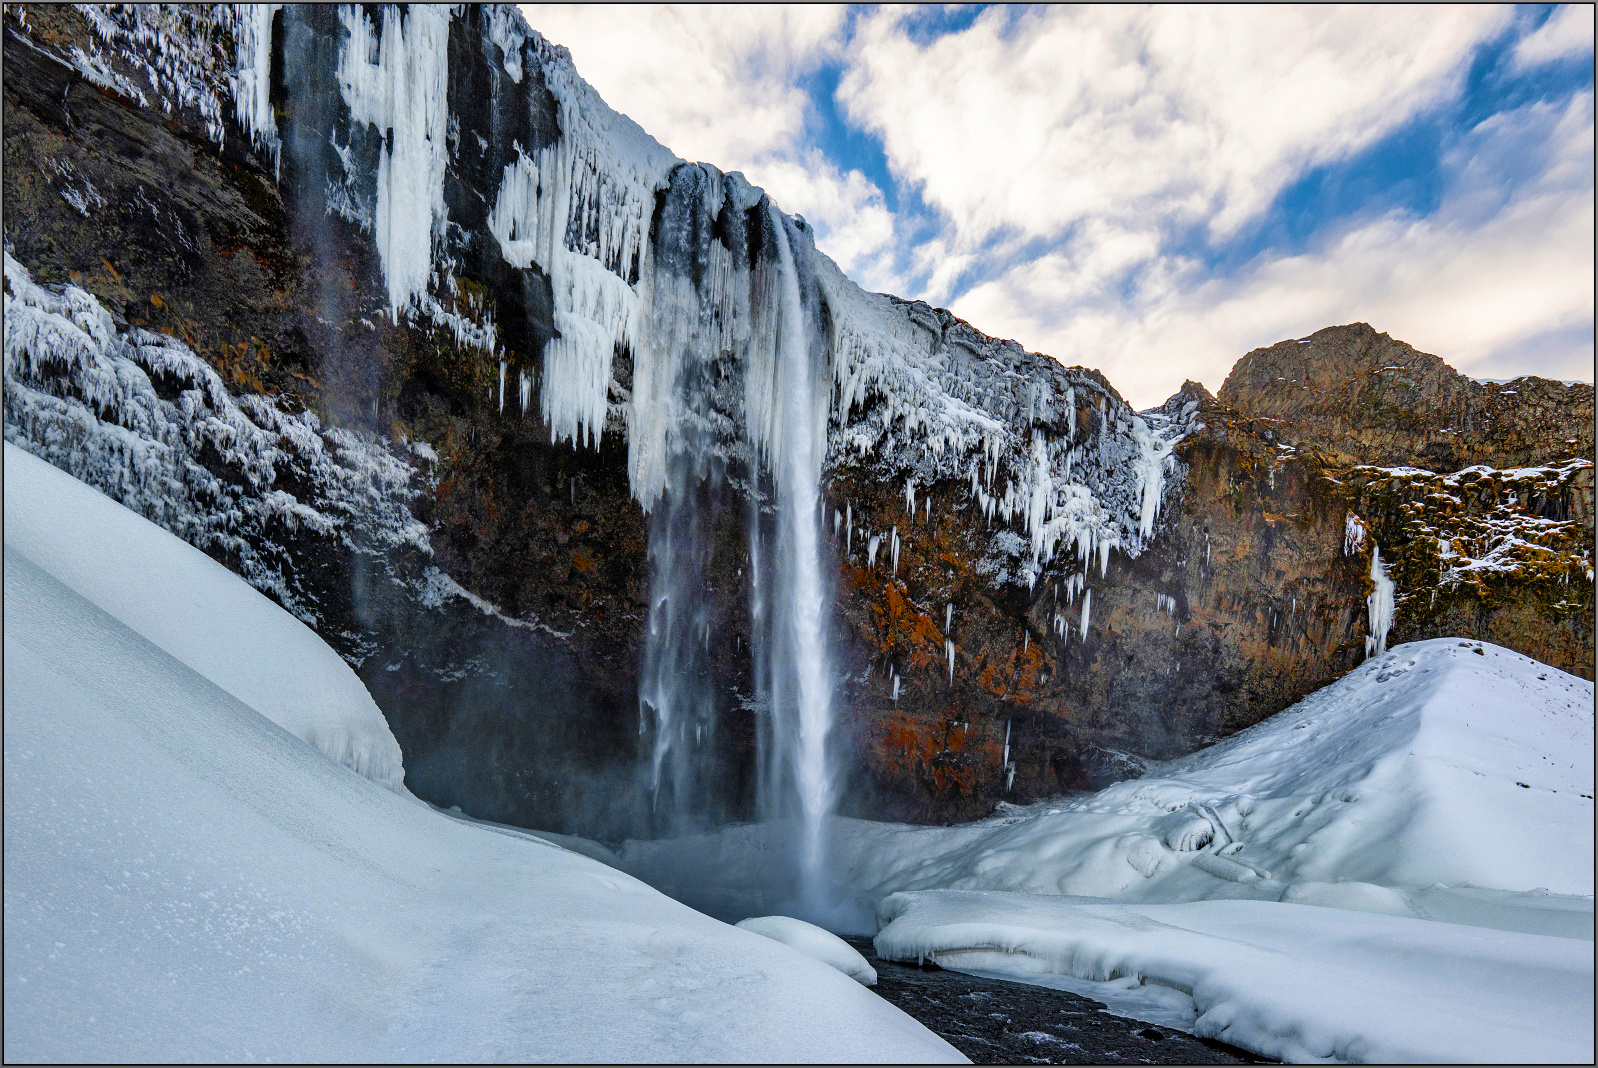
[517, 4, 900, 283]
[1512, 4, 1596, 71]
[519, 4, 845, 168]
[838, 6, 1513, 249]
[950, 93, 1595, 408]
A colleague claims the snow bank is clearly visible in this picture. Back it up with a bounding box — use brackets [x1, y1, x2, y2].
[2, 550, 961, 1063]
[736, 916, 877, 986]
[4, 443, 407, 792]
[625, 639, 1593, 925]
[874, 891, 1592, 1064]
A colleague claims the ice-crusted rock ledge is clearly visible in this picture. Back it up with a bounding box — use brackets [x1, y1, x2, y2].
[3, 251, 429, 637]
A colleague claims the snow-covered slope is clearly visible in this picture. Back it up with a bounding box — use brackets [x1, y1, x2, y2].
[4, 442, 407, 791]
[874, 891, 1593, 1064]
[1, 544, 961, 1062]
[624, 638, 1594, 925]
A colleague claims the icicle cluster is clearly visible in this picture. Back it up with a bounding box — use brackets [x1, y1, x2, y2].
[1344, 513, 1368, 556]
[3, 253, 430, 629]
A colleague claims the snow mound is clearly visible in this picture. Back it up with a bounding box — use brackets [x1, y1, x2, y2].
[4, 442, 407, 792]
[622, 638, 1592, 939]
[2, 549, 960, 1062]
[859, 637, 1594, 902]
[874, 891, 1593, 1064]
[736, 916, 877, 986]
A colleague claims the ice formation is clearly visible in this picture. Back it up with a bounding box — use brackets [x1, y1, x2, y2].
[1366, 546, 1396, 658]
[3, 254, 429, 627]
[337, 5, 452, 317]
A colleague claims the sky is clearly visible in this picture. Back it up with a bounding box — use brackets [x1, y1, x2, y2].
[520, 4, 1594, 408]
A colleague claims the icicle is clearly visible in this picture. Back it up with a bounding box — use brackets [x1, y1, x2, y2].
[945, 603, 952, 633]
[891, 526, 900, 575]
[1080, 588, 1092, 639]
[892, 673, 901, 705]
[498, 359, 506, 413]
[1365, 545, 1395, 658]
[1343, 514, 1367, 557]
[868, 534, 881, 569]
[1023, 631, 1028, 653]
[905, 479, 916, 515]
[518, 369, 531, 416]
[336, 5, 452, 317]
[834, 509, 842, 537]
[946, 640, 955, 684]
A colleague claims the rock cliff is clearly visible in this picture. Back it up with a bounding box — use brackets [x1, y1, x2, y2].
[4, 4, 1591, 836]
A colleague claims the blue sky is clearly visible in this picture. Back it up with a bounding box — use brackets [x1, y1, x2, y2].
[523, 4, 1593, 407]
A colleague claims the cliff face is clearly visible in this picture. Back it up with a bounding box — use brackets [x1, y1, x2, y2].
[4, 5, 1591, 837]
[1218, 323, 1594, 470]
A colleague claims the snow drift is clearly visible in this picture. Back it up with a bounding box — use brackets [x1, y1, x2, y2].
[735, 916, 877, 986]
[874, 891, 1592, 1064]
[1, 531, 960, 1062]
[4, 442, 408, 791]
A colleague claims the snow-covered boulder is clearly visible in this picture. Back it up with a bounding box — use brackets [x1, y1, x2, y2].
[3, 443, 408, 792]
[736, 915, 877, 986]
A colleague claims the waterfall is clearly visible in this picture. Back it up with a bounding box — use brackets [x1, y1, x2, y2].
[759, 208, 836, 915]
[634, 165, 737, 833]
[631, 172, 839, 901]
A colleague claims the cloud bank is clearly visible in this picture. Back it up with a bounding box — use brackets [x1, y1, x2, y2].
[522, 3, 1593, 407]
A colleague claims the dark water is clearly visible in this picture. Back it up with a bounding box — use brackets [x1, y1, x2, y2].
[845, 938, 1270, 1065]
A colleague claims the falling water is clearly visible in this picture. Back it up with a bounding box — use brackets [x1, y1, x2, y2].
[629, 172, 839, 911]
[762, 208, 836, 913]
[634, 165, 736, 833]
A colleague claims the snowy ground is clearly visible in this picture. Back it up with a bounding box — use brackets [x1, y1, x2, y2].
[2, 459, 961, 1063]
[4, 444, 407, 791]
[621, 636, 1594, 1062]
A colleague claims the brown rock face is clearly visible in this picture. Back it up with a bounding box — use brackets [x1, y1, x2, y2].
[827, 384, 1381, 822]
[1218, 323, 1594, 470]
